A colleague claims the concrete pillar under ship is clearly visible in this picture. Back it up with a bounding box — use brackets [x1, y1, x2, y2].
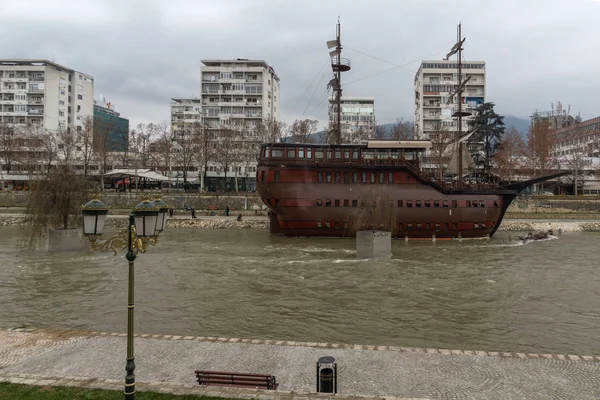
[269, 211, 282, 234]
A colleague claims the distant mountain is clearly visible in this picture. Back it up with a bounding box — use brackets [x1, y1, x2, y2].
[503, 116, 530, 136]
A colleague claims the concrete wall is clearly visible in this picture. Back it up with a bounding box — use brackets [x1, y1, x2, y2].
[0, 191, 265, 211]
[508, 196, 600, 213]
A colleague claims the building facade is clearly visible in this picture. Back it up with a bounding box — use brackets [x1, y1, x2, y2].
[0, 60, 94, 132]
[328, 97, 375, 143]
[93, 99, 129, 152]
[200, 59, 280, 191]
[414, 60, 485, 140]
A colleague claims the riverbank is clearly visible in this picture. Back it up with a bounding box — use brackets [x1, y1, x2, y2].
[1, 327, 598, 400]
[1, 214, 600, 232]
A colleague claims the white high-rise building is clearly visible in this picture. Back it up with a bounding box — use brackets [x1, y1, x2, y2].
[200, 59, 280, 191]
[328, 97, 375, 143]
[414, 60, 485, 140]
[0, 59, 94, 132]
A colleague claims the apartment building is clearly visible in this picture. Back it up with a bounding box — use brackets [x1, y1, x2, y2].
[328, 97, 375, 143]
[414, 60, 485, 140]
[200, 59, 280, 191]
[0, 60, 94, 132]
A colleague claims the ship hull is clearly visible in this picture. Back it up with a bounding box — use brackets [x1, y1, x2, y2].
[257, 180, 516, 239]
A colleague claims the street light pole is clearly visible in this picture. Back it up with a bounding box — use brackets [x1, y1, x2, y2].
[82, 195, 168, 400]
[124, 213, 136, 400]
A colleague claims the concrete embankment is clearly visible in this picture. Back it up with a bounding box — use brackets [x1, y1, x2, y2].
[2, 215, 600, 232]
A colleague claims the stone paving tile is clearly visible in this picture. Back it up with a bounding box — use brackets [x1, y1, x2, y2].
[0, 329, 599, 399]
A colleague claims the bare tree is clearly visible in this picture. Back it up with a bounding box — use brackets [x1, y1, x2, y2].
[131, 123, 154, 168]
[213, 124, 238, 191]
[288, 119, 318, 143]
[560, 147, 590, 195]
[150, 121, 174, 188]
[0, 122, 17, 187]
[429, 126, 454, 181]
[174, 121, 201, 186]
[77, 116, 95, 177]
[93, 118, 116, 191]
[351, 187, 397, 234]
[372, 125, 387, 140]
[526, 119, 557, 192]
[255, 118, 286, 143]
[390, 118, 413, 140]
[494, 127, 526, 183]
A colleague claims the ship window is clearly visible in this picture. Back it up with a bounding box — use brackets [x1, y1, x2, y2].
[474, 223, 479, 229]
[405, 175, 410, 181]
[425, 200, 431, 207]
[335, 172, 341, 183]
[318, 172, 323, 183]
[425, 223, 430, 230]
[379, 172, 385, 184]
[443, 200, 449, 207]
[325, 199, 331, 207]
[298, 148, 305, 158]
[307, 148, 313, 158]
[416, 200, 422, 208]
[344, 172, 349, 184]
[271, 148, 283, 158]
[388, 173, 393, 183]
[352, 200, 358, 207]
[494, 201, 499, 207]
[335, 199, 340, 207]
[398, 222, 404, 230]
[435, 223, 440, 231]
[416, 223, 422, 229]
[351, 150, 359, 159]
[334, 221, 340, 229]
[370, 172, 376, 183]
[479, 201, 485, 207]
[326, 172, 332, 183]
[286, 148, 295, 158]
[362, 172, 367, 183]
[434, 200, 440, 207]
[261, 170, 265, 182]
[407, 200, 413, 207]
[407, 223, 413, 230]
[265, 146, 270, 157]
[325, 221, 331, 228]
[315, 149, 324, 158]
[452, 200, 457, 207]
[335, 149, 341, 159]
[317, 221, 322, 228]
[343, 199, 349, 207]
[451, 223, 457, 230]
[344, 149, 350, 159]
[317, 199, 322, 206]
[352, 172, 358, 183]
[397, 200, 403, 207]
[274, 171, 280, 182]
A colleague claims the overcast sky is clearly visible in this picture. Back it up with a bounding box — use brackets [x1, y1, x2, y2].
[1, 0, 599, 129]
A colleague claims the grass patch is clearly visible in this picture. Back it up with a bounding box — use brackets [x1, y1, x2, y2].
[0, 382, 230, 400]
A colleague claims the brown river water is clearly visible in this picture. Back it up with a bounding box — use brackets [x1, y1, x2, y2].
[0, 227, 599, 355]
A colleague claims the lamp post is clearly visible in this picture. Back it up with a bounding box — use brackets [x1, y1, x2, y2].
[81, 194, 169, 400]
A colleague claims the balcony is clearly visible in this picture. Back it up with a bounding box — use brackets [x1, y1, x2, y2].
[29, 77, 45, 82]
[0, 77, 28, 83]
[27, 87, 44, 93]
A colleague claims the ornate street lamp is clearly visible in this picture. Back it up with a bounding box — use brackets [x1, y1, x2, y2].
[82, 194, 169, 400]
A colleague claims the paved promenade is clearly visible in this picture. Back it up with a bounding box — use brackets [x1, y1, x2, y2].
[1, 328, 600, 400]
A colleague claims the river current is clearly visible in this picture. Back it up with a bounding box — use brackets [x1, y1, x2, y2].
[0, 227, 598, 355]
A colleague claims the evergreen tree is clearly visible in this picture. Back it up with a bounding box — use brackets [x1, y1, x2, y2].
[467, 102, 505, 172]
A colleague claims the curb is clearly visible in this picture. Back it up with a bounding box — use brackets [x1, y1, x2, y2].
[3, 327, 599, 363]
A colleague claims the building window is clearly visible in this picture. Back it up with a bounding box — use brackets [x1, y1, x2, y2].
[351, 150, 359, 159]
[397, 200, 403, 207]
[352, 172, 358, 183]
[286, 148, 295, 158]
[77, 94, 83, 100]
[271, 148, 283, 157]
[388, 173, 393, 183]
[344, 149, 350, 159]
[361, 172, 367, 183]
[334, 199, 340, 207]
[344, 172, 349, 184]
[343, 199, 349, 207]
[307, 148, 313, 158]
[370, 172, 375, 184]
[315, 149, 324, 158]
[326, 172, 332, 183]
[335, 149, 341, 159]
[335, 172, 340, 183]
[298, 148, 305, 158]
[379, 172, 385, 184]
[318, 172, 323, 183]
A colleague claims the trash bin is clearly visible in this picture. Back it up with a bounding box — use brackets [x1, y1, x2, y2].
[316, 356, 337, 393]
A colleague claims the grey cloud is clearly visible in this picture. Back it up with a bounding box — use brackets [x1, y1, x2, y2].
[2, 0, 599, 127]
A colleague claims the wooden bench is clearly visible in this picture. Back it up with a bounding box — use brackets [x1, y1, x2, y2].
[207, 205, 218, 210]
[194, 370, 278, 390]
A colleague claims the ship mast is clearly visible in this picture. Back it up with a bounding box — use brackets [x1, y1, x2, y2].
[327, 17, 351, 145]
[446, 23, 471, 184]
